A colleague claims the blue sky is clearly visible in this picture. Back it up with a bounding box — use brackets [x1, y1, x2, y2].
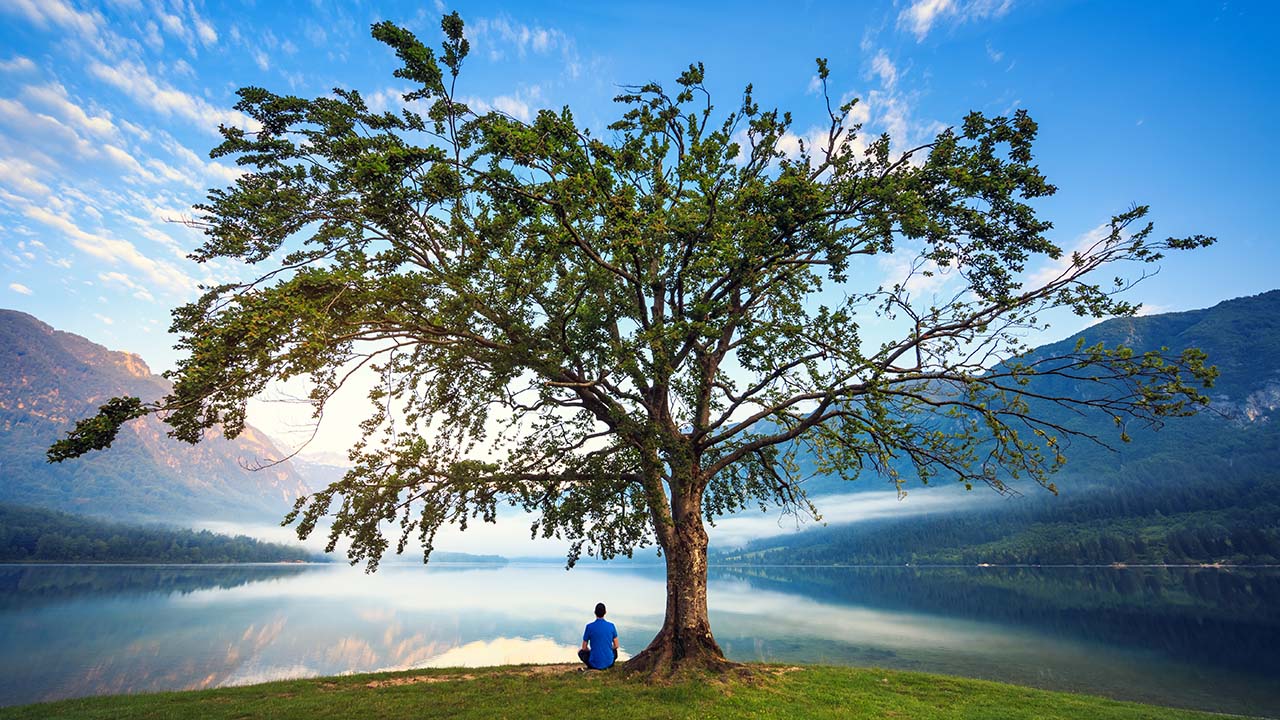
[1, 0, 1276, 435]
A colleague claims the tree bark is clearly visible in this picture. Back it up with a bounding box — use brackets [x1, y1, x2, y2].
[623, 500, 735, 675]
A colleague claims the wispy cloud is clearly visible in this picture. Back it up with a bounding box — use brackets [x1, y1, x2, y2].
[99, 270, 155, 302]
[88, 59, 253, 133]
[20, 82, 119, 139]
[8, 282, 33, 295]
[2, 0, 102, 40]
[899, 0, 1015, 41]
[0, 56, 36, 73]
[871, 50, 898, 88]
[459, 85, 545, 123]
[468, 14, 581, 78]
[710, 488, 986, 548]
[0, 156, 53, 198]
[21, 204, 193, 294]
[1025, 223, 1109, 289]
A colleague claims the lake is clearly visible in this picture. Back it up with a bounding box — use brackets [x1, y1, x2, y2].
[0, 563, 1276, 717]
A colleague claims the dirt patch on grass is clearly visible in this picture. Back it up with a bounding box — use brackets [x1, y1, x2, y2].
[511, 664, 580, 676]
[365, 674, 476, 688]
[362, 664, 582, 688]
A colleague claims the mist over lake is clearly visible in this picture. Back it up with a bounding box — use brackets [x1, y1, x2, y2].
[1, 563, 1275, 717]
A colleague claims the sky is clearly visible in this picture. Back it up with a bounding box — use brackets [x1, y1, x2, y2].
[1, 0, 1277, 471]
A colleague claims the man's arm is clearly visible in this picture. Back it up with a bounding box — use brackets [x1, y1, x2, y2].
[581, 640, 589, 651]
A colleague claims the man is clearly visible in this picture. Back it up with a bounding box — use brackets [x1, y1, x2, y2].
[578, 602, 619, 670]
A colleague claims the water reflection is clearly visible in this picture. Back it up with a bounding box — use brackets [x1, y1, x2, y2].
[0, 564, 311, 610]
[0, 563, 1275, 718]
[713, 566, 1280, 676]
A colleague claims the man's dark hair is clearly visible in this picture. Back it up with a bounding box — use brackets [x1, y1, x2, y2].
[594, 602, 606, 618]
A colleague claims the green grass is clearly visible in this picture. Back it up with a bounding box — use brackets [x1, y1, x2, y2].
[0, 664, 1241, 720]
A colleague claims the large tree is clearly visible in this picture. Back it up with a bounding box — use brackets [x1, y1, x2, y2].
[52, 14, 1215, 674]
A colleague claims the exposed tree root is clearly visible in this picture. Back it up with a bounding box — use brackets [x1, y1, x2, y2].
[620, 626, 746, 681]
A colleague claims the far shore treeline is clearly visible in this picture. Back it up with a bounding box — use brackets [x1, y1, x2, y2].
[0, 504, 321, 564]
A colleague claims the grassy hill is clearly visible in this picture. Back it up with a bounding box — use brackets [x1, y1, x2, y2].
[0, 665, 1230, 720]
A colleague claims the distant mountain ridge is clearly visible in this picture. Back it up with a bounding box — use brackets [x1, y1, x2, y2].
[718, 290, 1280, 565]
[0, 309, 310, 523]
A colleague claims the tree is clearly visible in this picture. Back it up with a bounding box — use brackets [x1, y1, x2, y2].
[50, 13, 1215, 674]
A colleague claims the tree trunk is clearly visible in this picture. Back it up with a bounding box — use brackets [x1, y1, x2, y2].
[623, 507, 735, 676]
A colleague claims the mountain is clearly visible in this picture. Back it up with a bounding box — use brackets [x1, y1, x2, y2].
[717, 290, 1280, 565]
[0, 502, 322, 563]
[0, 309, 310, 523]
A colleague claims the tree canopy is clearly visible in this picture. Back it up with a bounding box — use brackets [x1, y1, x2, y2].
[51, 12, 1215, 672]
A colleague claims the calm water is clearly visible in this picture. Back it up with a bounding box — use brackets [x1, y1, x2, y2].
[0, 563, 1277, 716]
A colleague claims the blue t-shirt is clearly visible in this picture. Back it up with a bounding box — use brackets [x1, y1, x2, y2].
[582, 618, 618, 669]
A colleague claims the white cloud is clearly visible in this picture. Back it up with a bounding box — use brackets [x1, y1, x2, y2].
[119, 118, 152, 141]
[878, 246, 953, 296]
[303, 21, 327, 46]
[0, 97, 99, 160]
[1026, 224, 1109, 289]
[871, 50, 898, 89]
[710, 488, 985, 548]
[469, 15, 581, 78]
[98, 270, 155, 301]
[142, 20, 164, 50]
[470, 16, 568, 59]
[0, 156, 53, 198]
[899, 0, 1014, 41]
[102, 143, 146, 176]
[2, 0, 102, 39]
[365, 87, 405, 114]
[158, 11, 186, 41]
[145, 157, 193, 186]
[777, 126, 837, 164]
[0, 0, 127, 58]
[900, 0, 954, 39]
[21, 204, 194, 293]
[93, 312, 114, 325]
[732, 116, 869, 170]
[0, 56, 37, 73]
[88, 59, 255, 133]
[20, 82, 119, 139]
[194, 17, 218, 46]
[842, 93, 872, 126]
[460, 86, 545, 124]
[158, 133, 243, 185]
[8, 282, 33, 295]
[492, 95, 531, 122]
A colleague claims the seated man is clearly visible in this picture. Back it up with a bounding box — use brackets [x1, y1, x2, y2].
[578, 602, 619, 669]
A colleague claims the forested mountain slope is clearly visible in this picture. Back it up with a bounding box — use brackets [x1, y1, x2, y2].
[0, 309, 310, 523]
[0, 503, 319, 563]
[719, 290, 1280, 565]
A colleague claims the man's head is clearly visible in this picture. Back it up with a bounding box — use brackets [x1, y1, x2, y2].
[594, 602, 606, 618]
